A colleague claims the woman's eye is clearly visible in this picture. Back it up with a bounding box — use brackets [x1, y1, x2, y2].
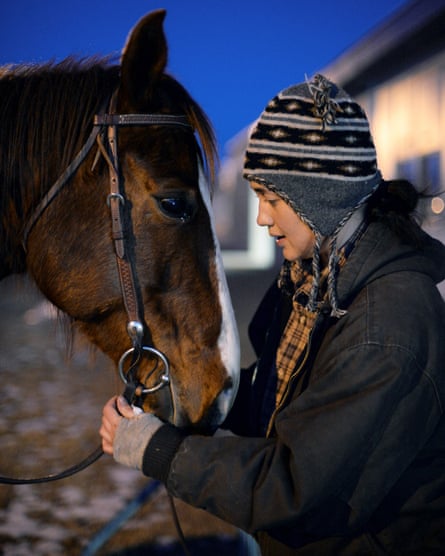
[266, 196, 281, 206]
[157, 197, 195, 222]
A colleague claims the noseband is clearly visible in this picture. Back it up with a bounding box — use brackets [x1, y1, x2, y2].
[23, 91, 193, 403]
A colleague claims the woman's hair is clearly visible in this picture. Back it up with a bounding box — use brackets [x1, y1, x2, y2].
[366, 179, 425, 246]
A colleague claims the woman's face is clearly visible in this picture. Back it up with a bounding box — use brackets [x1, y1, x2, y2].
[250, 181, 316, 261]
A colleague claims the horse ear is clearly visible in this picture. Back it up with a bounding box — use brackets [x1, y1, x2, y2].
[119, 9, 168, 110]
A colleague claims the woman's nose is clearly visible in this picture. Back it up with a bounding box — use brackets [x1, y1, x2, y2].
[257, 203, 273, 227]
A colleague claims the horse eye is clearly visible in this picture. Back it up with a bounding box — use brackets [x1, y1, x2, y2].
[157, 197, 195, 222]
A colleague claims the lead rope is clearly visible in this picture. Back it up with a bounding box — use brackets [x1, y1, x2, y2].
[168, 494, 192, 556]
[0, 447, 103, 485]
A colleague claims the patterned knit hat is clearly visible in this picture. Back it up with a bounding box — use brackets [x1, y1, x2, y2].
[243, 74, 382, 316]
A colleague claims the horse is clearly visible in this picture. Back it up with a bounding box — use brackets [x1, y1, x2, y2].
[0, 10, 240, 431]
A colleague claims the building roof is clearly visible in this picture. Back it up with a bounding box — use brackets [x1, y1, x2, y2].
[320, 0, 445, 94]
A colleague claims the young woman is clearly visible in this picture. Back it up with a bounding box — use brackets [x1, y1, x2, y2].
[100, 74, 445, 555]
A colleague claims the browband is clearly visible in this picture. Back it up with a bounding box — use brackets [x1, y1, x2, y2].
[94, 113, 191, 127]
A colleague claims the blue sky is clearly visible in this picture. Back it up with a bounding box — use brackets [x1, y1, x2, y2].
[1, 0, 408, 155]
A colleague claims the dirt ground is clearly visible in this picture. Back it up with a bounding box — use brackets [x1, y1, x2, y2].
[0, 270, 275, 555]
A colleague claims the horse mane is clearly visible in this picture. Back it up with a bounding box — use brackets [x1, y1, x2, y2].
[0, 58, 117, 216]
[0, 56, 217, 234]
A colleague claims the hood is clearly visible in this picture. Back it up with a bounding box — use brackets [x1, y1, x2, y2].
[337, 221, 445, 305]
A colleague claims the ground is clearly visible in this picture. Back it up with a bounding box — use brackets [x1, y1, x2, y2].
[0, 269, 275, 555]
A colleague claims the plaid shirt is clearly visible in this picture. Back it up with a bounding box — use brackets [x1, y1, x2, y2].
[274, 231, 361, 407]
[275, 261, 330, 406]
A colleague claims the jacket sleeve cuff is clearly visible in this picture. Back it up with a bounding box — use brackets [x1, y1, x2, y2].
[141, 424, 188, 483]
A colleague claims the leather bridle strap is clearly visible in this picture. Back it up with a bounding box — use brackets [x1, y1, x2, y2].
[95, 113, 190, 127]
[94, 94, 192, 399]
[95, 119, 142, 340]
[0, 446, 104, 485]
[22, 122, 103, 250]
[93, 95, 193, 401]
[2, 96, 191, 485]
[22, 91, 192, 397]
[23, 90, 192, 356]
[22, 99, 191, 253]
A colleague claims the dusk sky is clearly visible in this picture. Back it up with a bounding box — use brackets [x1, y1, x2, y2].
[2, 0, 408, 155]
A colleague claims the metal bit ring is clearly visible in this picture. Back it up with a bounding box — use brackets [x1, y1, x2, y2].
[118, 346, 170, 394]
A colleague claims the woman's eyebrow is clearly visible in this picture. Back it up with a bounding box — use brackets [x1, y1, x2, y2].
[250, 184, 269, 195]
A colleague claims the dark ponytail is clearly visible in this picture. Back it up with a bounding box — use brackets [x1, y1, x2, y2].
[366, 179, 424, 245]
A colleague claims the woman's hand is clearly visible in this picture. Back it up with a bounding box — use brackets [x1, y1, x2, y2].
[100, 395, 135, 455]
[100, 395, 163, 469]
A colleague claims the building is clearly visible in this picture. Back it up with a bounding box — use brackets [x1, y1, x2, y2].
[218, 0, 445, 300]
[320, 0, 445, 247]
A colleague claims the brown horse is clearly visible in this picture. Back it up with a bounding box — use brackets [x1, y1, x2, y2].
[0, 10, 239, 430]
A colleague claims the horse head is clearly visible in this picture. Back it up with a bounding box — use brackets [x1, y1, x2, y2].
[1, 10, 240, 430]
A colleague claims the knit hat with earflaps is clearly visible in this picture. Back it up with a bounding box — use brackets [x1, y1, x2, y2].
[243, 74, 382, 316]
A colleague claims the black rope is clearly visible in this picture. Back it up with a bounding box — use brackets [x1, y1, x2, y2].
[168, 493, 192, 556]
[0, 445, 103, 485]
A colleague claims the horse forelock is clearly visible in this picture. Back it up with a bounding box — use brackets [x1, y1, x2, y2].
[147, 73, 218, 185]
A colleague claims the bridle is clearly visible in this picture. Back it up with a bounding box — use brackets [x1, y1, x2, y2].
[1, 91, 193, 484]
[26, 90, 192, 399]
[93, 92, 192, 403]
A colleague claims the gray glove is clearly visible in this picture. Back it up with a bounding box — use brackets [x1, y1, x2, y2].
[114, 411, 163, 470]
